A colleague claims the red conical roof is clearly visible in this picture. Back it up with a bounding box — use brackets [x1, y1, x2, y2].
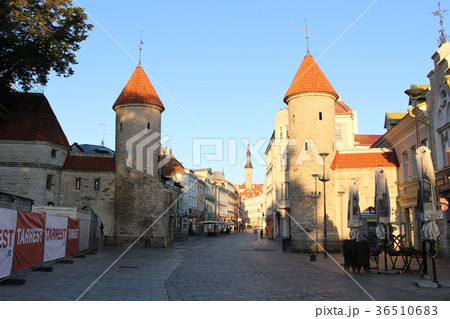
[284, 53, 338, 103]
[113, 64, 164, 110]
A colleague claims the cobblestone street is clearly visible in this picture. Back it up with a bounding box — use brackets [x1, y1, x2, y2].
[1, 231, 450, 301]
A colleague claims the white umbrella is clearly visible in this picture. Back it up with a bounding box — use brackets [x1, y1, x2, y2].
[375, 166, 390, 240]
[375, 166, 391, 271]
[347, 180, 362, 240]
[416, 146, 441, 242]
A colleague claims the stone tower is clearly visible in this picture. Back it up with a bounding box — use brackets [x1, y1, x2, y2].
[112, 63, 174, 247]
[284, 51, 339, 252]
[245, 143, 253, 189]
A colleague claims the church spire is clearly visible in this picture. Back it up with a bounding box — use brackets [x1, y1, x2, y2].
[245, 143, 253, 190]
[245, 143, 253, 169]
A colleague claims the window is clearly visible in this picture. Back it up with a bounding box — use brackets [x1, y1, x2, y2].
[51, 149, 57, 158]
[46, 175, 53, 189]
[120, 123, 122, 131]
[411, 147, 417, 177]
[402, 152, 409, 182]
[147, 122, 150, 130]
[75, 178, 81, 190]
[305, 142, 308, 151]
[280, 182, 289, 200]
[440, 130, 449, 167]
[336, 124, 342, 140]
[319, 112, 323, 120]
[94, 178, 100, 191]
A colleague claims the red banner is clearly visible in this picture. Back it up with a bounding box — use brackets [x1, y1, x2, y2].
[66, 217, 79, 256]
[12, 210, 45, 273]
[0, 208, 17, 279]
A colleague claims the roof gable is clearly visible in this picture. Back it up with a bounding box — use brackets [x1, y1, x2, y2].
[0, 93, 69, 147]
[284, 53, 338, 102]
[335, 100, 352, 115]
[113, 64, 164, 109]
[160, 154, 185, 177]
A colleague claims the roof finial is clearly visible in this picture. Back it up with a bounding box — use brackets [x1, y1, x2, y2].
[138, 30, 144, 65]
[430, 1, 449, 46]
[301, 18, 310, 55]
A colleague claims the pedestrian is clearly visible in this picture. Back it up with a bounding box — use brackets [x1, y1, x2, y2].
[260, 229, 263, 239]
[253, 228, 258, 240]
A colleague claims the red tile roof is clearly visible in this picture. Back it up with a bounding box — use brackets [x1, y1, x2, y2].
[335, 100, 352, 115]
[0, 93, 69, 147]
[284, 53, 338, 102]
[113, 64, 164, 109]
[63, 155, 115, 171]
[237, 184, 263, 199]
[160, 154, 185, 177]
[331, 151, 398, 170]
[355, 134, 382, 147]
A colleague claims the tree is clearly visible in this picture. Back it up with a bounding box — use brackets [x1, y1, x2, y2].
[0, 0, 93, 92]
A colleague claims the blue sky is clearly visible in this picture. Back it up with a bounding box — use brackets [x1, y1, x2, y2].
[44, 0, 447, 185]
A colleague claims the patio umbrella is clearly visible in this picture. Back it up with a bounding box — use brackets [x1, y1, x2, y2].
[347, 180, 362, 240]
[375, 166, 391, 270]
[416, 146, 441, 283]
[416, 146, 441, 242]
[375, 166, 391, 240]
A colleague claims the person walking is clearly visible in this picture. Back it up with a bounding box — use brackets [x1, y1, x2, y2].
[260, 229, 263, 239]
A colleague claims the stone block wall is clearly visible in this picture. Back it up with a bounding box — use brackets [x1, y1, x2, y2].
[59, 170, 116, 236]
[114, 167, 175, 248]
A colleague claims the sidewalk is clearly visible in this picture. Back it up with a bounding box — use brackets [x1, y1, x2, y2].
[0, 247, 184, 301]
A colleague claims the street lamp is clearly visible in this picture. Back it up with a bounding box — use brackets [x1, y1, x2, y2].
[318, 152, 330, 258]
[404, 87, 429, 277]
[312, 174, 320, 257]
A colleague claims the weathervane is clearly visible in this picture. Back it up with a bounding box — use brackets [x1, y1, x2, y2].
[139, 30, 144, 64]
[430, 1, 449, 46]
[301, 18, 310, 53]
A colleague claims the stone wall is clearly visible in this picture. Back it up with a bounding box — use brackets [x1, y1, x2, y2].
[59, 169, 115, 236]
[0, 140, 69, 205]
[114, 167, 175, 248]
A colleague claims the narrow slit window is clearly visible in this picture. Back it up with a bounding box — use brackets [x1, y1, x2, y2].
[75, 178, 81, 190]
[147, 123, 150, 130]
[319, 112, 323, 120]
[94, 178, 100, 191]
[120, 123, 122, 131]
[305, 142, 308, 151]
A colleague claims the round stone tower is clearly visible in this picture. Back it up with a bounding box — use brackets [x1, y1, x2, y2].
[113, 63, 164, 177]
[112, 63, 174, 247]
[284, 51, 339, 252]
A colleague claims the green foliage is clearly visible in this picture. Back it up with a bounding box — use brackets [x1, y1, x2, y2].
[0, 0, 93, 92]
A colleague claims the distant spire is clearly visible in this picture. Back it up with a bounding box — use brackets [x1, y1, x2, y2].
[301, 18, 310, 54]
[138, 30, 144, 64]
[430, 1, 449, 46]
[245, 143, 253, 169]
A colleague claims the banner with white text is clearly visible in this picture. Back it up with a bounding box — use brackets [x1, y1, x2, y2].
[44, 214, 68, 262]
[12, 210, 45, 273]
[66, 217, 79, 256]
[0, 208, 17, 279]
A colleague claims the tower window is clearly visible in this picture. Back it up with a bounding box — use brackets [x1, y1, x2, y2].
[120, 123, 122, 131]
[94, 178, 100, 190]
[319, 112, 323, 120]
[293, 114, 295, 124]
[46, 175, 53, 189]
[75, 178, 81, 190]
[305, 142, 308, 151]
[147, 123, 150, 130]
[51, 149, 57, 158]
